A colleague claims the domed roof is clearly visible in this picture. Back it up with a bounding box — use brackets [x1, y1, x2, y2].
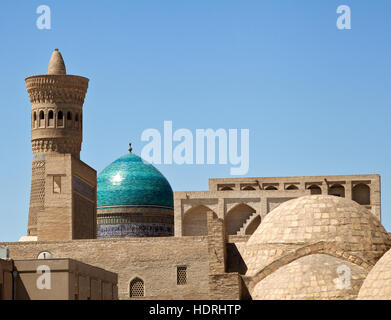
[97, 152, 173, 209]
[243, 195, 390, 276]
[252, 254, 367, 300]
[358, 248, 391, 299]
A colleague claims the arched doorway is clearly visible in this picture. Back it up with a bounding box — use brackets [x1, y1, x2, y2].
[183, 205, 214, 236]
[225, 203, 256, 235]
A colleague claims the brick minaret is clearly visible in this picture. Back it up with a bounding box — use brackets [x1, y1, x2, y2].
[25, 49, 90, 237]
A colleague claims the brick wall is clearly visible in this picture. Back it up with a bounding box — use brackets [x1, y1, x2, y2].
[2, 237, 210, 300]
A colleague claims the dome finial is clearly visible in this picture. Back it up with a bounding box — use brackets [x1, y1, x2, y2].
[48, 49, 66, 75]
[128, 143, 133, 153]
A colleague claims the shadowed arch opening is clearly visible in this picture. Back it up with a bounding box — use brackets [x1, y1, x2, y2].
[286, 185, 298, 190]
[57, 111, 64, 127]
[308, 184, 322, 195]
[242, 186, 256, 191]
[352, 184, 370, 205]
[225, 203, 256, 235]
[66, 111, 73, 128]
[48, 110, 54, 127]
[328, 184, 345, 197]
[183, 205, 214, 236]
[39, 111, 45, 127]
[75, 113, 79, 128]
[129, 277, 144, 298]
[245, 215, 261, 235]
[221, 186, 233, 191]
[33, 112, 37, 128]
[265, 186, 278, 190]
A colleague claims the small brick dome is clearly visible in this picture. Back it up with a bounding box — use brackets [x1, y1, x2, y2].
[357, 248, 391, 299]
[253, 254, 367, 300]
[243, 195, 390, 277]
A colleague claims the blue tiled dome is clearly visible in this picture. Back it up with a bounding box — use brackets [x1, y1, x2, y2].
[97, 152, 173, 210]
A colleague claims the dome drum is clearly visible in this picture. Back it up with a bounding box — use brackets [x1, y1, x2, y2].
[97, 209, 174, 238]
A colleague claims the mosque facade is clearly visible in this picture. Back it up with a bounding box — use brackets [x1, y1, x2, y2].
[0, 50, 391, 300]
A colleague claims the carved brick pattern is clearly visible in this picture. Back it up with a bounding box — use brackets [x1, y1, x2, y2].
[28, 160, 45, 234]
[29, 160, 45, 208]
[25, 75, 89, 105]
[31, 138, 81, 155]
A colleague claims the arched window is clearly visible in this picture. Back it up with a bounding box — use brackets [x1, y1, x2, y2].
[225, 203, 256, 235]
[286, 185, 299, 190]
[48, 110, 54, 127]
[221, 186, 233, 191]
[308, 184, 322, 195]
[328, 184, 345, 197]
[74, 113, 79, 128]
[265, 186, 278, 190]
[183, 205, 213, 236]
[352, 184, 370, 205]
[37, 251, 53, 259]
[57, 111, 64, 127]
[33, 112, 37, 128]
[242, 186, 256, 191]
[130, 278, 144, 298]
[39, 111, 45, 127]
[67, 111, 72, 121]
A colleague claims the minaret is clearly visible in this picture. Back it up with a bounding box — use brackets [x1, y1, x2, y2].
[25, 49, 90, 237]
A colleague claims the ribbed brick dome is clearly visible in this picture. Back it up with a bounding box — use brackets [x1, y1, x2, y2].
[253, 254, 367, 300]
[243, 195, 390, 277]
[358, 248, 391, 299]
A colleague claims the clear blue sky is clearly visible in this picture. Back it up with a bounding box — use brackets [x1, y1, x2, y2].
[0, 0, 390, 241]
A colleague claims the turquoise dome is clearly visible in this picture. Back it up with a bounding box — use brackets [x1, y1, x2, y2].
[97, 153, 173, 209]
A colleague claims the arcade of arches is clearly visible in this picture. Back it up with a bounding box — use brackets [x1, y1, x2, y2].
[177, 175, 380, 237]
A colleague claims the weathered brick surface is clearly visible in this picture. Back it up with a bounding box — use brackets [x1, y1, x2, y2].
[252, 254, 367, 300]
[209, 273, 242, 300]
[243, 196, 390, 278]
[2, 237, 210, 300]
[358, 248, 391, 299]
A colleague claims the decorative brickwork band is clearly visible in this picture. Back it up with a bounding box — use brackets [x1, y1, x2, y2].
[25, 75, 89, 105]
[31, 138, 81, 155]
